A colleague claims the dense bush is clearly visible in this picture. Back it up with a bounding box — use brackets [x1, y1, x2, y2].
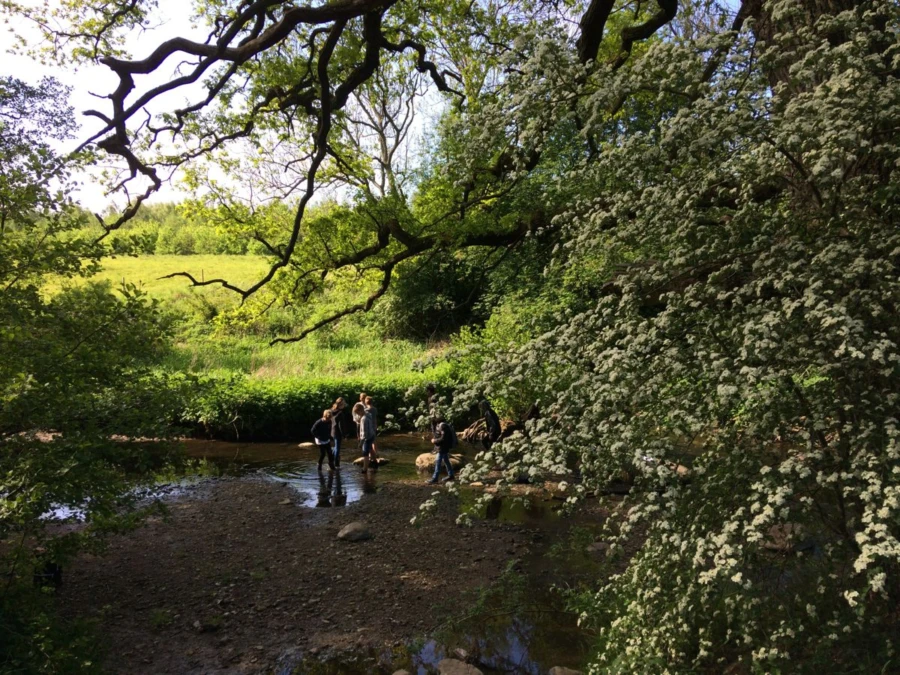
[179, 372, 439, 441]
[449, 1, 900, 672]
[71, 202, 253, 256]
[0, 76, 187, 672]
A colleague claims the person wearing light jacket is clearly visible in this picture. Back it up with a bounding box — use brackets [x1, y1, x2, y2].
[359, 404, 377, 473]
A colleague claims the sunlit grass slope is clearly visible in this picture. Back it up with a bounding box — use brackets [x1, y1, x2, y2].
[47, 254, 441, 380]
[60, 254, 270, 301]
[165, 335, 442, 380]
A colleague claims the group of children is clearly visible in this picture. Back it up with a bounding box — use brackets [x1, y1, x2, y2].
[310, 393, 379, 473]
[310, 388, 503, 485]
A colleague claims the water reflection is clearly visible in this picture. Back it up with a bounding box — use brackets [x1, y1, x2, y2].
[181, 435, 430, 508]
[332, 470, 347, 506]
[361, 472, 377, 495]
[315, 468, 350, 508]
[316, 468, 332, 508]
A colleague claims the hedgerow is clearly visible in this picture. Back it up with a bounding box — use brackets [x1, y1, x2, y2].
[178, 372, 440, 441]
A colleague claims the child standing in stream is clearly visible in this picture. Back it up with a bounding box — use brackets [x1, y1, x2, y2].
[359, 403, 377, 473]
[330, 398, 349, 468]
[352, 395, 366, 453]
[311, 409, 334, 470]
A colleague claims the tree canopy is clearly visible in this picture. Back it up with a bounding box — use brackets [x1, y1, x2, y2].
[0, 75, 184, 670]
[6, 0, 738, 340]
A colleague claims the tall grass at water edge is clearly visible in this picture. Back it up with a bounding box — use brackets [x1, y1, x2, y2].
[181, 371, 450, 441]
[165, 334, 438, 379]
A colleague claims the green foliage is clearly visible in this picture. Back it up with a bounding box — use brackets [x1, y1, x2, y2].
[451, 1, 900, 671]
[67, 202, 256, 256]
[373, 249, 489, 341]
[5, 0, 898, 672]
[0, 76, 186, 671]
[180, 371, 443, 441]
[0, 586, 103, 674]
[448, 291, 568, 418]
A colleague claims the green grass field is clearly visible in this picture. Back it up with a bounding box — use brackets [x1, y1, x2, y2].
[165, 334, 444, 379]
[56, 254, 270, 301]
[49, 254, 441, 380]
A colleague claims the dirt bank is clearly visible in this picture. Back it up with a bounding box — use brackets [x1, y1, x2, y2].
[57, 476, 541, 674]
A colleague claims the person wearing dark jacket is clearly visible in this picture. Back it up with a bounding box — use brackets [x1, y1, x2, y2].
[479, 399, 502, 450]
[427, 414, 455, 484]
[311, 409, 334, 470]
[330, 398, 349, 467]
[425, 383, 437, 436]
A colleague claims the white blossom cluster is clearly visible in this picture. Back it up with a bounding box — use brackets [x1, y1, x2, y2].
[446, 0, 900, 670]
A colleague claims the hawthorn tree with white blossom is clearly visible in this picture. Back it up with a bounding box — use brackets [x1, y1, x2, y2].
[448, 0, 900, 671]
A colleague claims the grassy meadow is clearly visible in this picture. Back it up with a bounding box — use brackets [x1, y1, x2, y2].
[51, 254, 270, 301]
[164, 334, 441, 379]
[51, 254, 440, 382]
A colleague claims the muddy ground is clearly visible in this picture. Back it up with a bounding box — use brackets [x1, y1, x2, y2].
[57, 475, 557, 674]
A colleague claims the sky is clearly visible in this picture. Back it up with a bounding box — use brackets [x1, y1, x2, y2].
[2, 0, 445, 214]
[1, 0, 206, 210]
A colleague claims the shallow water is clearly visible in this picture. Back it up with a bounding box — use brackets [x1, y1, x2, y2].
[181, 433, 430, 507]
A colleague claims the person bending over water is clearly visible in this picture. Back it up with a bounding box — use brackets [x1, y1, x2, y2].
[311, 409, 335, 470]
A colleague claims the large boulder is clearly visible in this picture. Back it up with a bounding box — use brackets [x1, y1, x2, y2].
[415, 453, 466, 472]
[337, 522, 372, 542]
[437, 659, 483, 675]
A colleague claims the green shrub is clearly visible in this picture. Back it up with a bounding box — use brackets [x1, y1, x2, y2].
[179, 372, 443, 440]
[156, 225, 196, 255]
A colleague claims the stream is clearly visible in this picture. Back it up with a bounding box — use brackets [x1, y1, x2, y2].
[181, 433, 428, 508]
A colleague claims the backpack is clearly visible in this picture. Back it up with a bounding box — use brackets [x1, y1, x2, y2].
[446, 422, 458, 449]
